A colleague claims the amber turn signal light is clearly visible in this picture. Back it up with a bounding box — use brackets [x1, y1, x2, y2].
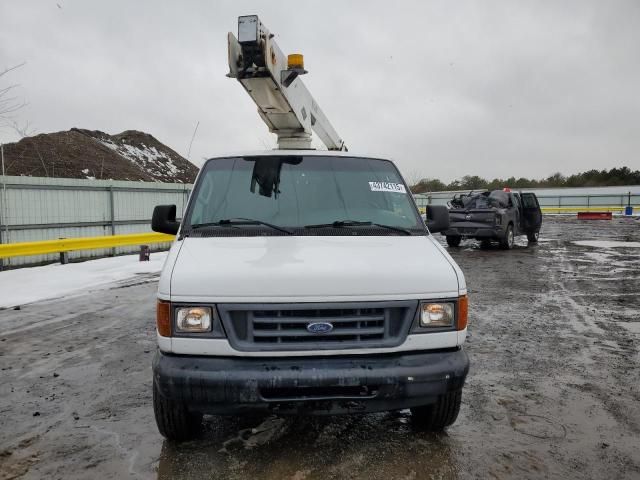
[157, 300, 171, 337]
[457, 295, 468, 331]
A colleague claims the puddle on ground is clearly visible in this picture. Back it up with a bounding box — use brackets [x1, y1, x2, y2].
[155, 413, 461, 480]
[573, 240, 640, 249]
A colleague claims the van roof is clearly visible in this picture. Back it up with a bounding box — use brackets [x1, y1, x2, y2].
[204, 150, 392, 162]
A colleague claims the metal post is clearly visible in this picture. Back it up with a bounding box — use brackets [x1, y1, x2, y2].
[108, 185, 116, 256]
[1, 143, 7, 270]
[139, 245, 150, 261]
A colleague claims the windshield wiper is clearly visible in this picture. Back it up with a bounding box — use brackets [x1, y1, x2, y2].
[188, 218, 293, 235]
[304, 220, 412, 235]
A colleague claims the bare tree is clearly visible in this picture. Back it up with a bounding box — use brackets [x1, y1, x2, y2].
[9, 119, 35, 138]
[0, 63, 27, 124]
[33, 143, 49, 177]
[403, 168, 425, 188]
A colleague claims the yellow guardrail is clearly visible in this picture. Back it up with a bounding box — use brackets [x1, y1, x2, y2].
[0, 232, 175, 259]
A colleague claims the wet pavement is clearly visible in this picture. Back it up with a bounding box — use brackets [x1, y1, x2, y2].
[0, 217, 639, 479]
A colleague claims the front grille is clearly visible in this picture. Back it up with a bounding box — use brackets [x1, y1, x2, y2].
[252, 308, 385, 344]
[218, 301, 417, 351]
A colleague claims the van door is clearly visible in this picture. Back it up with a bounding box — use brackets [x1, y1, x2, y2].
[520, 193, 542, 232]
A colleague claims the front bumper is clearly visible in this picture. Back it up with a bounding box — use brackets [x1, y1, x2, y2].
[153, 348, 469, 415]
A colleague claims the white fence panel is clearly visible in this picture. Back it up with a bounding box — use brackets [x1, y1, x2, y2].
[0, 176, 192, 268]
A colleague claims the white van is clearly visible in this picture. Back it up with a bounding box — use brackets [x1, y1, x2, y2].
[151, 150, 469, 441]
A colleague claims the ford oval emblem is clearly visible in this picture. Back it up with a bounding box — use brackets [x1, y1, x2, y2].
[465, 214, 472, 220]
[307, 322, 334, 334]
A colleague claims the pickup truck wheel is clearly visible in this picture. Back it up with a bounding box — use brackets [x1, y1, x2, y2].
[410, 389, 462, 431]
[446, 235, 462, 247]
[153, 382, 203, 442]
[527, 231, 539, 243]
[499, 224, 514, 250]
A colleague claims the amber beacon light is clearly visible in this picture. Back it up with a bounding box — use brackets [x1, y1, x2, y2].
[287, 53, 304, 69]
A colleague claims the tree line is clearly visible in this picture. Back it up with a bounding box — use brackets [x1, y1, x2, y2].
[409, 166, 640, 193]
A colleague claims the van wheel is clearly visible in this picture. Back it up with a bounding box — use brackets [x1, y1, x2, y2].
[446, 236, 462, 247]
[153, 382, 203, 442]
[527, 231, 539, 243]
[499, 224, 514, 250]
[411, 389, 462, 431]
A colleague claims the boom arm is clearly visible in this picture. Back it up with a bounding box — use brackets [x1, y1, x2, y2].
[227, 15, 347, 151]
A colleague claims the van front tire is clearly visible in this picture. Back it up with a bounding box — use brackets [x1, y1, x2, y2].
[153, 382, 203, 442]
[410, 389, 462, 431]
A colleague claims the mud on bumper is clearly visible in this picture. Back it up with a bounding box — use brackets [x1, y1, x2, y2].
[153, 349, 469, 415]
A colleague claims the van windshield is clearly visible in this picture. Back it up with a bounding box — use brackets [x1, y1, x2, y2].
[183, 156, 424, 235]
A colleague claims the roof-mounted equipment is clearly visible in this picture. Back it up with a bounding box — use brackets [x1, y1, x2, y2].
[227, 15, 347, 151]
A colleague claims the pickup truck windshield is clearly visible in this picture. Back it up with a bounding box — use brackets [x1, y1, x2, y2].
[183, 156, 423, 235]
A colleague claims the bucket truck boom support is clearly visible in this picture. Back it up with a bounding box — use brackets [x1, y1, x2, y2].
[227, 15, 347, 151]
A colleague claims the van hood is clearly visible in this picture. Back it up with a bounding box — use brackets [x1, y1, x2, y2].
[163, 235, 463, 303]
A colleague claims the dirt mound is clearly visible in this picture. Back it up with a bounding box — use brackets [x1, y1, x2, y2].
[1, 128, 198, 183]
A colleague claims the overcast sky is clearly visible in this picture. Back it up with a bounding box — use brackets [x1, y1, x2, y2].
[1, 0, 638, 182]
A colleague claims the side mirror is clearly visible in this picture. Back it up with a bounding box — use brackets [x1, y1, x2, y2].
[152, 205, 180, 235]
[425, 205, 450, 233]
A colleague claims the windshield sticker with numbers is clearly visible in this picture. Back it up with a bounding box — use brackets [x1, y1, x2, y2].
[368, 181, 407, 193]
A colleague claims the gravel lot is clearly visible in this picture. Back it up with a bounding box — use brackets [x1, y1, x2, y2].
[1, 217, 639, 479]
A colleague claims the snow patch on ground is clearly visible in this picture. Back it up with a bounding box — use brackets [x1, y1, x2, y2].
[0, 253, 167, 309]
[573, 240, 640, 249]
[99, 138, 180, 181]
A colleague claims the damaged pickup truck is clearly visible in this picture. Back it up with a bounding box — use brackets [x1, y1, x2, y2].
[443, 189, 542, 249]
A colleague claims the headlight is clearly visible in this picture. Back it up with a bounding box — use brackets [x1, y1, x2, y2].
[419, 302, 455, 327]
[176, 307, 212, 333]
